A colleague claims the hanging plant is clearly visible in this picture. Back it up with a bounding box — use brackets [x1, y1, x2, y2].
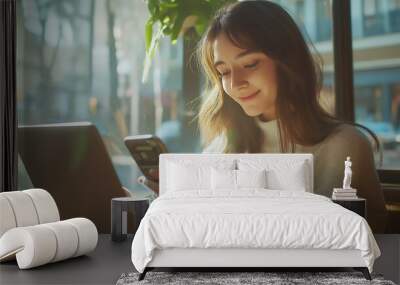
[142, 0, 236, 82]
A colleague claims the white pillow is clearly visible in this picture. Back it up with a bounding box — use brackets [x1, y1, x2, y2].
[236, 169, 267, 188]
[267, 163, 307, 191]
[167, 162, 210, 191]
[238, 159, 308, 191]
[211, 169, 267, 190]
[165, 158, 236, 192]
[268, 167, 307, 192]
[211, 168, 236, 190]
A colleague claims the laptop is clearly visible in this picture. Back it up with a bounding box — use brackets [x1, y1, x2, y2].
[18, 122, 128, 233]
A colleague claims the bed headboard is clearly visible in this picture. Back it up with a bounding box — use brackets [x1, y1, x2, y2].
[159, 153, 314, 196]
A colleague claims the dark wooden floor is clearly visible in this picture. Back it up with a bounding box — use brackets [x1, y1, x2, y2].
[0, 235, 135, 285]
[0, 234, 399, 285]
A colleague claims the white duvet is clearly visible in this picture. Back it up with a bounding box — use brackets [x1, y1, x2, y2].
[131, 190, 380, 273]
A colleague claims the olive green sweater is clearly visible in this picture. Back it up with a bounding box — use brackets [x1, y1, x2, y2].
[204, 119, 388, 233]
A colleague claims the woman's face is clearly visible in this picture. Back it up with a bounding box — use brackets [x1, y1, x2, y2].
[213, 32, 278, 121]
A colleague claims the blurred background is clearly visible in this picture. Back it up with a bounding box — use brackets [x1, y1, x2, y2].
[16, 0, 400, 199]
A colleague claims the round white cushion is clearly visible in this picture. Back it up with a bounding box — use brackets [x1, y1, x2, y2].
[0, 196, 17, 237]
[24, 189, 60, 224]
[64, 218, 98, 257]
[0, 189, 97, 269]
[0, 189, 60, 238]
[0, 225, 57, 268]
[0, 218, 98, 269]
[42, 221, 79, 262]
[0, 191, 39, 228]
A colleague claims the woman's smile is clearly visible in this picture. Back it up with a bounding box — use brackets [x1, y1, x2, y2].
[238, 90, 260, 102]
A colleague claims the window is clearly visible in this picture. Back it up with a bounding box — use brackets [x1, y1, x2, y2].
[278, 0, 335, 115]
[352, 0, 400, 169]
[16, 0, 188, 195]
[363, 0, 385, 36]
[316, 0, 332, 42]
[389, 0, 400, 33]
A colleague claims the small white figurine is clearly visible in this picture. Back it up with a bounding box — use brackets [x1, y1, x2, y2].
[342, 156, 352, 189]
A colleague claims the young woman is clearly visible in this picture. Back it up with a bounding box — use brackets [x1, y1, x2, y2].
[142, 0, 387, 233]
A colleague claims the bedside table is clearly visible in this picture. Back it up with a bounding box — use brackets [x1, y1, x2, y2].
[332, 197, 366, 218]
[111, 197, 149, 242]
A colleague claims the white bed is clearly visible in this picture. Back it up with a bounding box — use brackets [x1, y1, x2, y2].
[131, 154, 380, 280]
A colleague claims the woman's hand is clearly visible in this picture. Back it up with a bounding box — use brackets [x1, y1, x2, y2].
[137, 169, 159, 195]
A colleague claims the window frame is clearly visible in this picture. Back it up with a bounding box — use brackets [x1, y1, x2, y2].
[2, 0, 398, 192]
[0, 0, 17, 192]
[332, 0, 355, 122]
[332, 0, 399, 177]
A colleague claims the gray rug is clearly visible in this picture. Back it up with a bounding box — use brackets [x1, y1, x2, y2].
[116, 271, 396, 285]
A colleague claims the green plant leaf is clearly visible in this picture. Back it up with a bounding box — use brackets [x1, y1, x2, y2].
[145, 19, 153, 53]
[142, 24, 165, 82]
[170, 12, 186, 41]
[159, 1, 178, 10]
[143, 0, 238, 81]
[194, 19, 207, 36]
[147, 0, 160, 18]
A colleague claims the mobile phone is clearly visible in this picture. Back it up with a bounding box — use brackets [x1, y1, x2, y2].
[124, 135, 168, 181]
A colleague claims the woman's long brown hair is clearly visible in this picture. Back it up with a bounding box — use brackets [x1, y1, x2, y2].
[197, 1, 343, 153]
